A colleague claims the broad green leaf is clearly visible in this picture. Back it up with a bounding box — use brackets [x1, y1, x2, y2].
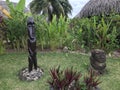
[6, 0, 15, 15]
[16, 0, 25, 12]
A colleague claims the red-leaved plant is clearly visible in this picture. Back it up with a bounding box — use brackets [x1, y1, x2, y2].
[47, 67, 101, 90]
[84, 69, 101, 90]
[47, 66, 82, 90]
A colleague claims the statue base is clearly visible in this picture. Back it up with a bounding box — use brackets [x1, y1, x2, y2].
[89, 64, 107, 75]
[19, 67, 43, 81]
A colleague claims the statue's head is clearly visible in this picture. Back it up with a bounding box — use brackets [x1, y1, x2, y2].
[27, 17, 35, 26]
[27, 17, 36, 40]
[91, 49, 106, 59]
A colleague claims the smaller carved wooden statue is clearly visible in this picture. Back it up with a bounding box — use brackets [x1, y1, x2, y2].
[90, 49, 106, 74]
[27, 17, 37, 72]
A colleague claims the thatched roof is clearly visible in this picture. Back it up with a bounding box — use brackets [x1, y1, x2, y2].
[0, 1, 29, 17]
[75, 0, 120, 18]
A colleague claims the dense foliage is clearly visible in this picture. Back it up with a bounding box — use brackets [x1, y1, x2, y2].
[70, 15, 119, 52]
[4, 0, 27, 50]
[35, 15, 71, 50]
[0, 16, 5, 54]
[34, 14, 120, 52]
[1, 1, 120, 53]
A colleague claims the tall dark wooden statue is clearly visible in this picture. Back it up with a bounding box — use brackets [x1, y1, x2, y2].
[19, 17, 43, 81]
[27, 17, 37, 72]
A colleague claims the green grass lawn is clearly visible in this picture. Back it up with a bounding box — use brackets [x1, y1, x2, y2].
[0, 52, 120, 90]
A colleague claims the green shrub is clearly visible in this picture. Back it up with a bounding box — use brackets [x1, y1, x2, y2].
[5, 14, 27, 50]
[5, 0, 27, 50]
[0, 16, 5, 54]
[35, 15, 71, 50]
[90, 16, 118, 52]
[70, 15, 119, 52]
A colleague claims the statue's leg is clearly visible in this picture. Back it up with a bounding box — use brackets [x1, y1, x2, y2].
[33, 53, 37, 70]
[28, 56, 33, 72]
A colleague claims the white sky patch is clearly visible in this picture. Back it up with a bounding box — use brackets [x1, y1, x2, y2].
[69, 0, 89, 18]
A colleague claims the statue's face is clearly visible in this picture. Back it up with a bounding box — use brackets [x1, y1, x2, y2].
[27, 17, 36, 40]
[95, 52, 105, 59]
[92, 50, 106, 60]
[28, 23, 35, 40]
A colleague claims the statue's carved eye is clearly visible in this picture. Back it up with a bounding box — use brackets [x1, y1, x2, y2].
[27, 22, 35, 25]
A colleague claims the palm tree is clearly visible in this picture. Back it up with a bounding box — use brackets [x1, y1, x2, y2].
[29, 0, 72, 22]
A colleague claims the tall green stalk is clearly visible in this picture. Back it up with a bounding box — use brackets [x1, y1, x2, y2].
[5, 0, 27, 50]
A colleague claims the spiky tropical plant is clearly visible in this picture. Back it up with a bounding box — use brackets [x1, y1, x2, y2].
[84, 69, 101, 90]
[48, 66, 102, 90]
[29, 0, 72, 22]
[47, 66, 82, 90]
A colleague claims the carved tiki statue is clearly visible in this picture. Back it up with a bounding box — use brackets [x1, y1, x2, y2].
[90, 49, 106, 74]
[27, 17, 37, 72]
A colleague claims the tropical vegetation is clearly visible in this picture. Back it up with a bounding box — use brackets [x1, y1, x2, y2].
[1, 13, 120, 53]
[0, 15, 6, 54]
[0, 0, 120, 54]
[0, 0, 120, 90]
